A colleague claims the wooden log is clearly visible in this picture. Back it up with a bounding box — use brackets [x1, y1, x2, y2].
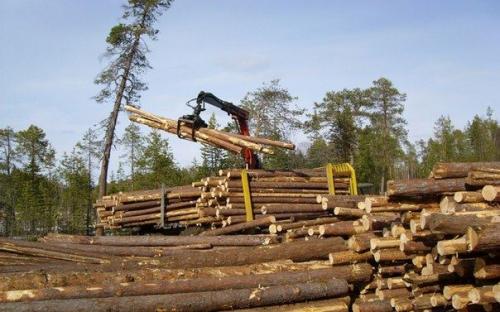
[370, 238, 400, 250]
[334, 207, 366, 218]
[373, 249, 412, 262]
[404, 271, 459, 286]
[319, 221, 366, 236]
[128, 113, 245, 154]
[42, 233, 279, 247]
[0, 269, 350, 303]
[0, 239, 108, 264]
[320, 195, 366, 209]
[468, 285, 496, 304]
[32, 242, 212, 257]
[227, 212, 329, 225]
[482, 185, 500, 202]
[199, 216, 276, 236]
[329, 250, 373, 265]
[274, 217, 340, 233]
[474, 257, 500, 279]
[378, 264, 407, 276]
[493, 284, 500, 303]
[452, 293, 471, 309]
[454, 191, 485, 203]
[443, 284, 475, 300]
[352, 300, 393, 312]
[425, 213, 495, 235]
[219, 130, 295, 150]
[387, 178, 466, 197]
[466, 223, 500, 251]
[113, 200, 161, 212]
[1, 260, 372, 291]
[376, 288, 410, 301]
[430, 294, 449, 308]
[466, 167, 500, 186]
[226, 180, 332, 190]
[347, 232, 379, 252]
[227, 196, 319, 204]
[448, 258, 475, 277]
[115, 237, 346, 268]
[0, 279, 349, 312]
[431, 162, 500, 179]
[233, 297, 350, 312]
[399, 240, 432, 253]
[437, 237, 468, 256]
[261, 203, 324, 214]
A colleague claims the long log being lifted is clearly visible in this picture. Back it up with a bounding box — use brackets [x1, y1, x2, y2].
[125, 105, 294, 155]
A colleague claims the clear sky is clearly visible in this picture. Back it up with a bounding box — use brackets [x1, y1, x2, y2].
[1, 0, 499, 172]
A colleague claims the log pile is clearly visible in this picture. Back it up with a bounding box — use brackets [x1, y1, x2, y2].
[94, 185, 202, 230]
[1, 161, 499, 311]
[95, 167, 356, 231]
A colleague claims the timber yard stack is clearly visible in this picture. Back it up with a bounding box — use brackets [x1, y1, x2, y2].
[0, 161, 499, 312]
[94, 185, 202, 230]
[94, 167, 356, 232]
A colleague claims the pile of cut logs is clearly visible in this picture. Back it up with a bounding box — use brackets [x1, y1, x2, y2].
[95, 167, 355, 231]
[94, 185, 202, 229]
[0, 161, 499, 312]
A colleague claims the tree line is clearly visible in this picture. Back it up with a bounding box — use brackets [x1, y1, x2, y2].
[1, 77, 498, 236]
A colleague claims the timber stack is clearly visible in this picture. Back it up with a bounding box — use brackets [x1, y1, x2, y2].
[0, 161, 499, 311]
[94, 185, 202, 230]
[94, 167, 356, 231]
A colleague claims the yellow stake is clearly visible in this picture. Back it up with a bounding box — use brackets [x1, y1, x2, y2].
[241, 169, 254, 221]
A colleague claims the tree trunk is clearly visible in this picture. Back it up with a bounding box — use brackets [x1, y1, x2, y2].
[0, 270, 349, 303]
[97, 9, 149, 199]
[0, 280, 349, 312]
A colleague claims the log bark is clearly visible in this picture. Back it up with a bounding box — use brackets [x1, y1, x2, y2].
[3, 260, 371, 291]
[328, 250, 373, 265]
[425, 213, 495, 235]
[474, 257, 500, 279]
[0, 269, 350, 303]
[0, 279, 349, 312]
[261, 204, 324, 214]
[199, 216, 276, 236]
[111, 237, 347, 268]
[431, 162, 500, 179]
[41, 233, 279, 247]
[387, 178, 466, 197]
[352, 300, 392, 312]
[466, 223, 500, 251]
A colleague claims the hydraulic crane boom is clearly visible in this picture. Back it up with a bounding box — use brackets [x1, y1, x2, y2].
[178, 91, 260, 169]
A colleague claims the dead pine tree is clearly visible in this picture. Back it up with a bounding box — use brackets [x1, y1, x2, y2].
[94, 0, 173, 235]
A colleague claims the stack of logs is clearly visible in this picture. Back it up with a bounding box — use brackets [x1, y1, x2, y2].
[94, 185, 202, 230]
[0, 161, 499, 311]
[94, 167, 355, 231]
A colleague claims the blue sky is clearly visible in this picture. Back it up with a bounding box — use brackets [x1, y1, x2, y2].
[1, 1, 499, 173]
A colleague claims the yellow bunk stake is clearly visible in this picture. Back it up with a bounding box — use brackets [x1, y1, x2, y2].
[326, 163, 336, 195]
[326, 163, 358, 195]
[241, 169, 254, 221]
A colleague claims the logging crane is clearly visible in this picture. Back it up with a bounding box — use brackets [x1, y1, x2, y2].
[178, 91, 261, 169]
